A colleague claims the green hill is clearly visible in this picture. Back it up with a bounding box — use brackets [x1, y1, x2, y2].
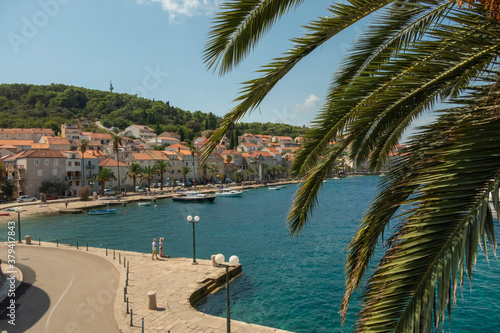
[0, 83, 307, 142]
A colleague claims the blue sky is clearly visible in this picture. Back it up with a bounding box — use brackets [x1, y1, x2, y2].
[0, 0, 368, 127]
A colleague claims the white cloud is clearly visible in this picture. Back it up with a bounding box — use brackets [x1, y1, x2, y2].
[270, 94, 320, 126]
[294, 94, 320, 116]
[137, 0, 219, 20]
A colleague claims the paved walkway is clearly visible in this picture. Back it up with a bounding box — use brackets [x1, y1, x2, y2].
[0, 242, 292, 333]
[0, 245, 120, 332]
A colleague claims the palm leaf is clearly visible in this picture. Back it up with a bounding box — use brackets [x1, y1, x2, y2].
[203, 0, 305, 75]
[351, 84, 500, 331]
[202, 0, 396, 162]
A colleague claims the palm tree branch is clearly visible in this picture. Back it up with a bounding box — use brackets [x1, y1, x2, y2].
[295, 14, 500, 177]
[202, 0, 396, 162]
[351, 98, 500, 330]
[203, 0, 305, 75]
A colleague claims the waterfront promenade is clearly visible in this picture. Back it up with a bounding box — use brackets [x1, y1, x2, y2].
[0, 181, 298, 222]
[0, 241, 292, 332]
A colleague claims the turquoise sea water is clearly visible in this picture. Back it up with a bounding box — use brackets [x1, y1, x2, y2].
[1, 176, 499, 332]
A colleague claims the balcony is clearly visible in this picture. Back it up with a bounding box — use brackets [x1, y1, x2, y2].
[86, 165, 95, 169]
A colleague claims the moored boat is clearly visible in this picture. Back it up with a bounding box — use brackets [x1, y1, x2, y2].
[88, 202, 117, 215]
[216, 188, 243, 197]
[138, 202, 151, 206]
[98, 196, 118, 200]
[172, 191, 216, 202]
[88, 209, 117, 215]
[268, 187, 279, 190]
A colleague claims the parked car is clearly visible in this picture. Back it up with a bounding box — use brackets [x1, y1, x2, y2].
[42, 194, 59, 200]
[103, 189, 116, 196]
[135, 186, 145, 192]
[17, 195, 37, 202]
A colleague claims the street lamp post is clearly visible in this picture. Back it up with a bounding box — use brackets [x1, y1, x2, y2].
[215, 253, 240, 333]
[14, 207, 22, 243]
[187, 215, 200, 264]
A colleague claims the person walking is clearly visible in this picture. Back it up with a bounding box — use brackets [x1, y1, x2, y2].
[152, 238, 159, 260]
[159, 237, 166, 257]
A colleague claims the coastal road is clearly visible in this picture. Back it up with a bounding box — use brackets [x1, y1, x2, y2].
[0, 245, 120, 333]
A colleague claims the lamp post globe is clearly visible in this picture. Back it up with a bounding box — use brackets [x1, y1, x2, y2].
[215, 253, 225, 265]
[229, 255, 239, 266]
[188, 215, 199, 264]
[216, 253, 239, 333]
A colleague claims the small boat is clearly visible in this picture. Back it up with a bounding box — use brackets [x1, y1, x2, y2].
[0, 213, 10, 216]
[268, 187, 279, 190]
[172, 191, 216, 202]
[276, 185, 287, 189]
[98, 196, 118, 200]
[216, 189, 243, 197]
[88, 202, 117, 215]
[138, 202, 151, 206]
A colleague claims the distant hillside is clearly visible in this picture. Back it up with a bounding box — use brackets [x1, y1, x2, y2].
[0, 83, 307, 142]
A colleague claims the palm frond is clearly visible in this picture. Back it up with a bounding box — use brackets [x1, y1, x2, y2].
[202, 0, 396, 161]
[294, 3, 500, 178]
[203, 0, 304, 75]
[350, 84, 500, 331]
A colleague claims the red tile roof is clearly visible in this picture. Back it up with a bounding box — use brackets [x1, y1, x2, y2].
[99, 157, 129, 167]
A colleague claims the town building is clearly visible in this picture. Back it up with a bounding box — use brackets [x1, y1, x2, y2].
[5, 150, 67, 197]
[0, 128, 54, 142]
[121, 125, 156, 141]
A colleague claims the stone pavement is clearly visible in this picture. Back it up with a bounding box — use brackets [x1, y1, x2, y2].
[1, 241, 292, 333]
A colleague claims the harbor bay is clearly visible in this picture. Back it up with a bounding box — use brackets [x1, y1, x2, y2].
[1, 176, 500, 332]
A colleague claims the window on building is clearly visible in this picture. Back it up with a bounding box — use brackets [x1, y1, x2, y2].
[54, 159, 58, 166]
[52, 169, 57, 176]
[68, 161, 72, 166]
[44, 159, 49, 166]
[75, 161, 80, 166]
[37, 170, 42, 177]
[76, 181, 80, 186]
[34, 159, 39, 166]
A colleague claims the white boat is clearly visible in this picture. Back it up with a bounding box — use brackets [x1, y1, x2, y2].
[172, 191, 216, 202]
[268, 187, 279, 190]
[98, 195, 118, 200]
[276, 185, 287, 189]
[88, 202, 117, 215]
[138, 202, 151, 206]
[216, 189, 243, 197]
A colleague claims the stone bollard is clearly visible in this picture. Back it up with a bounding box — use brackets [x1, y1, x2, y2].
[211, 254, 218, 267]
[147, 291, 157, 310]
[25, 235, 32, 245]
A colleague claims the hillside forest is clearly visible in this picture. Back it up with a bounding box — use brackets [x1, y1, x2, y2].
[0, 83, 307, 144]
